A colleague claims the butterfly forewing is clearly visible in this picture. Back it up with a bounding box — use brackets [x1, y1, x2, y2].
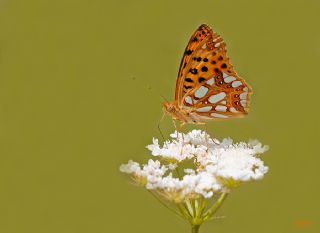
[175, 24, 216, 102]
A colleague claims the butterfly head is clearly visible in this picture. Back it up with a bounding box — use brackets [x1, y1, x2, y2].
[162, 101, 177, 113]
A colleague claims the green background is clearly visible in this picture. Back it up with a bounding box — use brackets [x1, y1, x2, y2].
[1, 0, 319, 232]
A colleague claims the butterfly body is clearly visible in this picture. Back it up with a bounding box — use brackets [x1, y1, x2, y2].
[163, 101, 207, 124]
[163, 24, 252, 124]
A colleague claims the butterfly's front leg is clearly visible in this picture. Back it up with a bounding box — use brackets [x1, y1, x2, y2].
[203, 124, 210, 148]
[178, 122, 186, 142]
[172, 120, 178, 138]
[179, 122, 186, 130]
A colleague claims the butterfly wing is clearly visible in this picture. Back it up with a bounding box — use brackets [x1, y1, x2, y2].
[182, 72, 251, 120]
[176, 24, 252, 120]
[175, 24, 216, 102]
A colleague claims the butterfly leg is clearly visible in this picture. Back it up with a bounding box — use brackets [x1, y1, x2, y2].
[157, 112, 166, 140]
[179, 122, 186, 142]
[204, 125, 216, 147]
[204, 124, 210, 148]
[172, 120, 179, 138]
[179, 122, 186, 130]
[177, 122, 186, 155]
[171, 120, 184, 155]
[172, 120, 185, 140]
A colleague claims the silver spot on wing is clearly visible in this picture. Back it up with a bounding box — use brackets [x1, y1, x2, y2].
[240, 100, 247, 107]
[211, 113, 228, 118]
[232, 81, 242, 88]
[196, 106, 212, 112]
[194, 86, 209, 98]
[223, 73, 237, 83]
[206, 77, 214, 86]
[208, 92, 226, 104]
[215, 105, 227, 112]
[185, 96, 193, 105]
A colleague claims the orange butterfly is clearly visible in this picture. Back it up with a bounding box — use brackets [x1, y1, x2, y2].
[163, 24, 252, 125]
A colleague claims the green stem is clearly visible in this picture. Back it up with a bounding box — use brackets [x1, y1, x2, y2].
[175, 167, 182, 179]
[177, 203, 192, 221]
[191, 224, 200, 233]
[198, 197, 206, 217]
[185, 199, 194, 217]
[148, 191, 184, 219]
[203, 192, 228, 221]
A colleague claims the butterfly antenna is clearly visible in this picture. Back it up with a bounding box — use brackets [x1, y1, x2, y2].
[157, 112, 166, 140]
[148, 87, 169, 103]
[130, 76, 168, 140]
[130, 76, 170, 102]
[160, 94, 169, 102]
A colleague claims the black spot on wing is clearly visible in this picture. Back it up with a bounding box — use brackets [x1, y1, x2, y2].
[185, 77, 194, 83]
[201, 66, 208, 72]
[189, 68, 198, 74]
[198, 77, 206, 83]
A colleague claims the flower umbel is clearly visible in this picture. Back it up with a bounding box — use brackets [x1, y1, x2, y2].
[120, 130, 269, 232]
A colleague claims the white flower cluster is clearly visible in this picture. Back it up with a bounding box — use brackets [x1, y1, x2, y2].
[120, 130, 269, 202]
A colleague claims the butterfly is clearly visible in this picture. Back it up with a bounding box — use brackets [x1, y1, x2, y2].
[163, 24, 252, 125]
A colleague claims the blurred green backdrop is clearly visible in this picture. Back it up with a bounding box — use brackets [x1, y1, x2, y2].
[0, 0, 319, 233]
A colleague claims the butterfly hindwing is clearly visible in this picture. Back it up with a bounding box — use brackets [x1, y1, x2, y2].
[182, 72, 251, 120]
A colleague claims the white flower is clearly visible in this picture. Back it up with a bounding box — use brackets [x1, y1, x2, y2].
[182, 172, 222, 198]
[146, 138, 196, 162]
[220, 137, 233, 146]
[205, 148, 268, 182]
[143, 159, 167, 177]
[119, 160, 141, 174]
[120, 130, 269, 201]
[248, 139, 270, 154]
[168, 163, 178, 170]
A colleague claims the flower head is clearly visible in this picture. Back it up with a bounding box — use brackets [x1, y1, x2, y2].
[120, 130, 269, 202]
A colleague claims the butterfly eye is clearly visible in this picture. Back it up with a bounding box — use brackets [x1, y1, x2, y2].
[167, 106, 175, 112]
[234, 94, 239, 98]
